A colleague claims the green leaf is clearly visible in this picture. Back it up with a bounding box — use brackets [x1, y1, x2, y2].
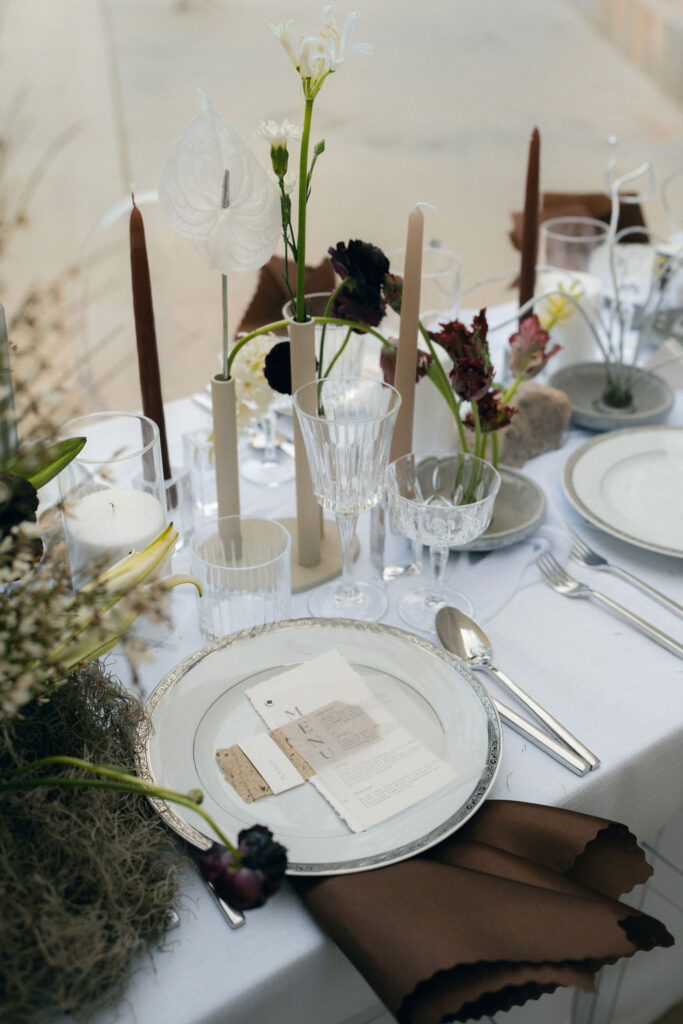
[2, 436, 86, 489]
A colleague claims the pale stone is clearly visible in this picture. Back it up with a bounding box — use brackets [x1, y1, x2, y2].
[497, 382, 572, 468]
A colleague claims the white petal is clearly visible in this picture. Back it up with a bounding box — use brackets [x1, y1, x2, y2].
[159, 90, 281, 275]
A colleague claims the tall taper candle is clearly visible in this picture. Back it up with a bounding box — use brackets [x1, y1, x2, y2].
[518, 127, 540, 324]
[130, 196, 172, 480]
[390, 205, 423, 462]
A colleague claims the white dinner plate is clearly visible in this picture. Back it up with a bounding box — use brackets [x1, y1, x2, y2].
[139, 619, 501, 875]
[563, 426, 683, 558]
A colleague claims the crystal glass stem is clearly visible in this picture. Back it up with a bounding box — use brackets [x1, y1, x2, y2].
[261, 407, 279, 465]
[426, 544, 450, 604]
[334, 512, 360, 603]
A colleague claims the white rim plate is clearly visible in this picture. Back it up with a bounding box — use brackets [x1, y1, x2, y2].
[138, 618, 501, 875]
[563, 426, 683, 557]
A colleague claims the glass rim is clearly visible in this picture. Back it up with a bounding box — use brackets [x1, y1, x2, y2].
[60, 411, 160, 465]
[386, 450, 501, 509]
[292, 376, 401, 424]
[282, 291, 337, 320]
[540, 216, 610, 242]
[190, 515, 291, 570]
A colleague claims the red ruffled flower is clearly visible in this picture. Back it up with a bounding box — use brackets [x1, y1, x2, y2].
[465, 389, 517, 433]
[328, 239, 389, 328]
[508, 315, 561, 379]
[429, 309, 494, 402]
[379, 343, 432, 387]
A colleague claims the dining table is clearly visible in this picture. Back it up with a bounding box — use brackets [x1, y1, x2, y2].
[93, 312, 683, 1024]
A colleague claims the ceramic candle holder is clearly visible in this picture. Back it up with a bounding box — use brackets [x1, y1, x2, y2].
[58, 412, 167, 587]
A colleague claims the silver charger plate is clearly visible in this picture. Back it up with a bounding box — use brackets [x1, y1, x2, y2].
[563, 426, 683, 557]
[138, 619, 501, 875]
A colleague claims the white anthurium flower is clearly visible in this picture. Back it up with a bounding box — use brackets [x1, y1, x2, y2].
[159, 90, 281, 275]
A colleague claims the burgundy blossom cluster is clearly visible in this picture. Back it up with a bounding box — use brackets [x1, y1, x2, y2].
[429, 309, 516, 432]
[199, 824, 288, 911]
[507, 314, 561, 379]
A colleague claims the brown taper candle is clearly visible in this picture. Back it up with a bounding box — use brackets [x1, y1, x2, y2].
[518, 127, 540, 324]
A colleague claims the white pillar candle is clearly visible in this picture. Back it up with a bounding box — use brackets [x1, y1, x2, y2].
[537, 269, 603, 370]
[65, 487, 166, 574]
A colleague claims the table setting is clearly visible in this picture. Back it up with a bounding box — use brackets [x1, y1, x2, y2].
[1, 7, 683, 1024]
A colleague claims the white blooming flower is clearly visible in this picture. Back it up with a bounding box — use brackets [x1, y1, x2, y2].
[255, 119, 302, 147]
[269, 7, 372, 95]
[159, 90, 281, 276]
[231, 332, 279, 428]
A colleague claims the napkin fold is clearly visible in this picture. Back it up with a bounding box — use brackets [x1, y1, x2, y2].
[236, 255, 336, 336]
[293, 800, 673, 1024]
[509, 192, 648, 252]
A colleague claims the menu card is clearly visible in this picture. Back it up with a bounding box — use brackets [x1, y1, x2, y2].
[216, 650, 456, 833]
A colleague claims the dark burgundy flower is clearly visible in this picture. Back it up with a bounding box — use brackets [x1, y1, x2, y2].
[508, 314, 562, 379]
[464, 389, 517, 433]
[383, 272, 403, 314]
[428, 309, 494, 402]
[199, 826, 287, 911]
[380, 343, 432, 387]
[327, 239, 389, 327]
[263, 340, 292, 395]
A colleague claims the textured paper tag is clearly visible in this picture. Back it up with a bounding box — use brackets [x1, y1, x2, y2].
[215, 746, 273, 804]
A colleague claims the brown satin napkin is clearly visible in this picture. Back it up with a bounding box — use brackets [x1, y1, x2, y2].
[293, 800, 673, 1023]
[509, 192, 648, 251]
[236, 255, 336, 336]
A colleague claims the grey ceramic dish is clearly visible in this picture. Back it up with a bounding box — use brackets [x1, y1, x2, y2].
[548, 361, 674, 431]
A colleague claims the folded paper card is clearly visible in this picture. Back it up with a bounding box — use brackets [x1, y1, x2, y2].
[216, 650, 456, 831]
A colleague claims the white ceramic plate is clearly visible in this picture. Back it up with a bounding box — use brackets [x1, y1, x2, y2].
[139, 619, 501, 875]
[563, 426, 683, 557]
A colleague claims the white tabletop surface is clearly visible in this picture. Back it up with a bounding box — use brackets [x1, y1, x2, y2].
[88, 334, 683, 1024]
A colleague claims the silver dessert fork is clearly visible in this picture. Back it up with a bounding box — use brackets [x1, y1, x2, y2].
[535, 552, 683, 660]
[569, 527, 683, 619]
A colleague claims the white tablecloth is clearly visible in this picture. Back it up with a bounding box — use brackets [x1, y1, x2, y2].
[92, 366, 683, 1024]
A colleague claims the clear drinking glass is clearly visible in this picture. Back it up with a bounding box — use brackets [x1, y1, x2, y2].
[293, 376, 401, 621]
[386, 244, 462, 328]
[386, 452, 500, 631]
[283, 292, 367, 379]
[190, 516, 291, 642]
[540, 216, 610, 276]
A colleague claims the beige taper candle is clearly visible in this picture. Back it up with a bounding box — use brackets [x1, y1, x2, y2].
[390, 205, 424, 462]
[289, 317, 322, 567]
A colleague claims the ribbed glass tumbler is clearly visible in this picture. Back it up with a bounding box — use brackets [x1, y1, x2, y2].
[293, 376, 401, 621]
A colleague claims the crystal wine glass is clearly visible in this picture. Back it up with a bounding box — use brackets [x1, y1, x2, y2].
[293, 376, 401, 621]
[385, 451, 501, 631]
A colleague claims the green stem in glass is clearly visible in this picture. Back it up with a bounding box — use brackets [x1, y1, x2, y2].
[295, 98, 315, 322]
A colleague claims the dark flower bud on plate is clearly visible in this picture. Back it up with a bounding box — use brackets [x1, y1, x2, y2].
[199, 828, 287, 911]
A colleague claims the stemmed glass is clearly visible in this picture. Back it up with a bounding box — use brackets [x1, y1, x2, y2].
[385, 452, 500, 631]
[293, 376, 401, 621]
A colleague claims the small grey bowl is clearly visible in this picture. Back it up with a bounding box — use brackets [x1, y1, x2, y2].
[548, 361, 674, 431]
[461, 466, 546, 551]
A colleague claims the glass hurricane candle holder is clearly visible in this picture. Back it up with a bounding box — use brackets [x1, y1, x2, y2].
[293, 376, 401, 621]
[386, 451, 500, 631]
[58, 412, 167, 587]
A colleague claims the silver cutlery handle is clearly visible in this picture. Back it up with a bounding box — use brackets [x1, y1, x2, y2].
[591, 591, 683, 659]
[493, 699, 590, 776]
[488, 666, 600, 770]
[610, 566, 683, 619]
[207, 879, 246, 929]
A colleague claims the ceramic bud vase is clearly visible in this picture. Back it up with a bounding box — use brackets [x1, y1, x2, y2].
[288, 317, 322, 568]
[210, 374, 242, 553]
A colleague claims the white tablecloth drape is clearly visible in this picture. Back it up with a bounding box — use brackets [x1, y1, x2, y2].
[91, 363, 683, 1024]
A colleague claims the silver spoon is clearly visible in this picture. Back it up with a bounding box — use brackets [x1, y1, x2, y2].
[435, 605, 600, 773]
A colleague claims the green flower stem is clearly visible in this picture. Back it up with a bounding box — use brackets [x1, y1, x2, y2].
[419, 324, 468, 452]
[295, 98, 315, 322]
[470, 400, 483, 459]
[319, 279, 350, 376]
[491, 431, 499, 469]
[1, 755, 236, 853]
[227, 320, 290, 376]
[323, 327, 353, 378]
[501, 372, 524, 405]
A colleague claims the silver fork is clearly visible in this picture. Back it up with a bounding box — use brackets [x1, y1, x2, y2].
[569, 527, 683, 619]
[536, 552, 683, 660]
